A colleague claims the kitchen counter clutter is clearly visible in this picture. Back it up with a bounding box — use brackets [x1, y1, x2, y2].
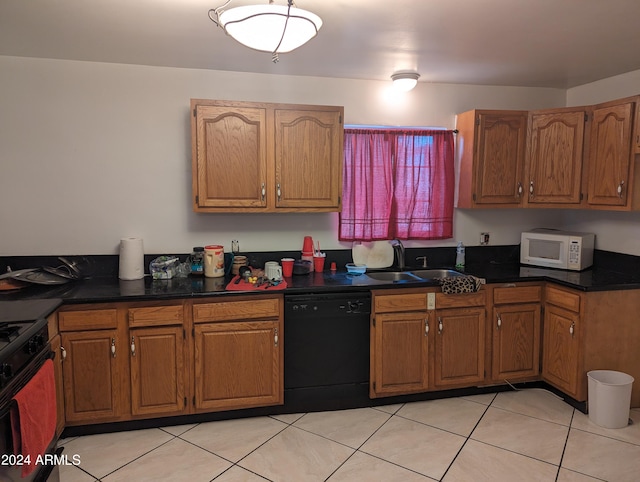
[1, 248, 640, 304]
[2, 261, 640, 305]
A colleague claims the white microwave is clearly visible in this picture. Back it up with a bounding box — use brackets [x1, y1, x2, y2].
[520, 229, 595, 271]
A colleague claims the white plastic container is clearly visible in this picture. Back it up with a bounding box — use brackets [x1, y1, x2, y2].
[587, 370, 634, 429]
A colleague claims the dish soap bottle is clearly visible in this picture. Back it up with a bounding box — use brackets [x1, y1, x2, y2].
[455, 242, 465, 269]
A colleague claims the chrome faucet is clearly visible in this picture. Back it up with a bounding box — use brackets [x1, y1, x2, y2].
[390, 239, 405, 270]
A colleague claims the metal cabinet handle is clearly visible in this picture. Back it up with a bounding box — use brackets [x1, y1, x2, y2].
[529, 181, 534, 195]
[517, 182, 523, 196]
[130, 336, 136, 356]
[497, 313, 502, 330]
[618, 181, 625, 198]
[569, 322, 575, 337]
[60, 346, 67, 361]
[277, 183, 282, 202]
[438, 317, 443, 334]
[261, 183, 266, 201]
[274, 328, 279, 346]
[424, 319, 429, 336]
[111, 338, 116, 358]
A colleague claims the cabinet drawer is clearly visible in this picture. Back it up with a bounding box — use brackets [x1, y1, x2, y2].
[59, 309, 118, 331]
[436, 290, 486, 309]
[545, 286, 581, 313]
[374, 293, 427, 313]
[493, 285, 542, 304]
[128, 304, 184, 327]
[193, 298, 280, 322]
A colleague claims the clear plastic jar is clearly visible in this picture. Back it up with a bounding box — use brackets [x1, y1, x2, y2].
[190, 247, 205, 275]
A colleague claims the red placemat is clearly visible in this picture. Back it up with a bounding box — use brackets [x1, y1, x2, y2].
[226, 276, 287, 291]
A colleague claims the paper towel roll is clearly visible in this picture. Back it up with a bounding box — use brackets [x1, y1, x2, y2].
[119, 237, 145, 280]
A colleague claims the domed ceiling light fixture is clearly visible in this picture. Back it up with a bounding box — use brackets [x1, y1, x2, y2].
[391, 71, 420, 92]
[208, 0, 322, 63]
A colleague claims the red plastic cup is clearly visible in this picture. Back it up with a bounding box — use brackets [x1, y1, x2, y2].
[302, 236, 314, 253]
[313, 255, 325, 273]
[281, 258, 294, 277]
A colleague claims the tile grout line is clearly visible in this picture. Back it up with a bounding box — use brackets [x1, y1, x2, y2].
[321, 403, 441, 481]
[95, 433, 180, 480]
[439, 393, 496, 481]
[554, 408, 576, 481]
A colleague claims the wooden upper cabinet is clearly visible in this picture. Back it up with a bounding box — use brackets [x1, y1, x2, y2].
[192, 103, 268, 210]
[274, 108, 343, 209]
[526, 108, 586, 206]
[635, 98, 640, 154]
[456, 110, 527, 207]
[191, 99, 343, 213]
[586, 98, 638, 209]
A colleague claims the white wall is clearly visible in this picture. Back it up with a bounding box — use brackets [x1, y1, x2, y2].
[561, 69, 640, 255]
[0, 54, 608, 257]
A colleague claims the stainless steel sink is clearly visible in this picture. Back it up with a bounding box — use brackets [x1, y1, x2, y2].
[365, 271, 422, 282]
[366, 268, 463, 283]
[409, 269, 463, 279]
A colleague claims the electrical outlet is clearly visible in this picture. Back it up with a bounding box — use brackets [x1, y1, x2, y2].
[480, 232, 490, 245]
[427, 292, 436, 310]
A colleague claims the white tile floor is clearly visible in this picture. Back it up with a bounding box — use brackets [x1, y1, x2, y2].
[58, 389, 640, 482]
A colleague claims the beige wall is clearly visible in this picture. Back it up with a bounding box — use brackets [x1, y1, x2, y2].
[1, 56, 637, 256]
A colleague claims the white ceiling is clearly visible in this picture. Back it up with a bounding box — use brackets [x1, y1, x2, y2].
[2, 0, 640, 89]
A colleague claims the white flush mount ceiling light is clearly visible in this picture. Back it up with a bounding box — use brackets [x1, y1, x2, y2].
[208, 0, 322, 63]
[391, 71, 420, 92]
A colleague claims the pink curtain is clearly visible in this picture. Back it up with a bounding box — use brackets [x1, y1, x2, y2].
[339, 128, 454, 241]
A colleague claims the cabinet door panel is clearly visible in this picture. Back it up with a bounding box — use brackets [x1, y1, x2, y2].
[371, 312, 429, 397]
[274, 109, 343, 208]
[528, 110, 585, 204]
[194, 321, 281, 411]
[542, 305, 580, 396]
[587, 102, 633, 206]
[62, 330, 121, 423]
[130, 327, 185, 416]
[194, 105, 267, 209]
[475, 113, 527, 204]
[434, 308, 485, 387]
[492, 304, 541, 380]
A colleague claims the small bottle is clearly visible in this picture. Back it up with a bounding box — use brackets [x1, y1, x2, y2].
[190, 247, 205, 275]
[455, 242, 465, 269]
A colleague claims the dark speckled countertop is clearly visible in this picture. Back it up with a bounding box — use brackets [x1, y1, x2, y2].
[2, 262, 640, 305]
[1, 248, 639, 304]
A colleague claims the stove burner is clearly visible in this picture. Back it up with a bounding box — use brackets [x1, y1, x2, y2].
[0, 323, 21, 343]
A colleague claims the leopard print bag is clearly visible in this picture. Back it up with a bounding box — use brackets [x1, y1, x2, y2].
[439, 275, 485, 294]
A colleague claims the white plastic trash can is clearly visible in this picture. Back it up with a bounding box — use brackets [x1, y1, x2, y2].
[587, 370, 634, 429]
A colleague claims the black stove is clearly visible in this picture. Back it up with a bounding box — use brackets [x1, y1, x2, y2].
[0, 299, 62, 389]
[0, 299, 62, 482]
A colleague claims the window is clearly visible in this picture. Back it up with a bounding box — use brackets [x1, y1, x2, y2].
[339, 128, 455, 241]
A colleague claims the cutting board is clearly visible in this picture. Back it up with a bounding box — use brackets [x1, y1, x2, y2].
[351, 241, 394, 268]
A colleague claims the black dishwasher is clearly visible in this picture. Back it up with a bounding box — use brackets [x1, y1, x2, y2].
[284, 292, 371, 411]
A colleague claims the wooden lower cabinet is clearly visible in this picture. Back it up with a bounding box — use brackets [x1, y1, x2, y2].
[56, 297, 284, 427]
[371, 289, 486, 396]
[433, 294, 486, 388]
[542, 304, 581, 397]
[490, 284, 542, 382]
[129, 326, 186, 416]
[370, 290, 430, 398]
[194, 321, 282, 411]
[49, 332, 66, 436]
[192, 295, 284, 412]
[370, 311, 430, 397]
[60, 329, 125, 424]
